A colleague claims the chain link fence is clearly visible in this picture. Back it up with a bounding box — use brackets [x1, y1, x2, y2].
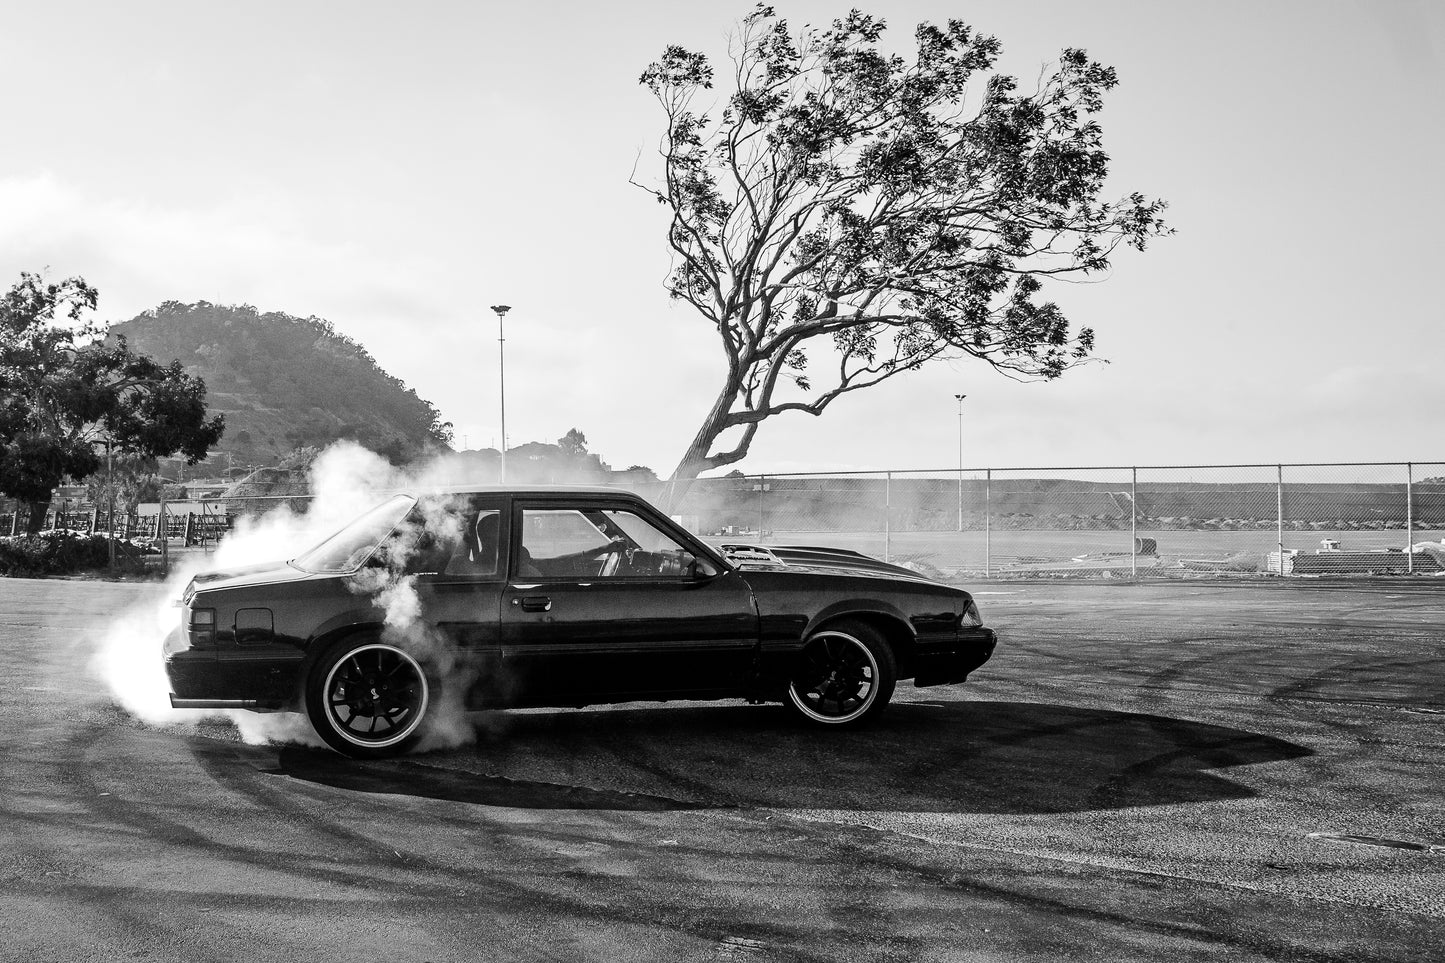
[6, 462, 1442, 579]
[634, 462, 1445, 580]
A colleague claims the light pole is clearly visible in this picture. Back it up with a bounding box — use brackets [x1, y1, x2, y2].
[955, 393, 967, 532]
[490, 304, 512, 481]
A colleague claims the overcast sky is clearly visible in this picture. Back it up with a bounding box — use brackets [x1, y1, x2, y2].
[2, 1, 1441, 475]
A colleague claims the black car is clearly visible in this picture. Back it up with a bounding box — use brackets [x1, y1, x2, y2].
[165, 487, 997, 757]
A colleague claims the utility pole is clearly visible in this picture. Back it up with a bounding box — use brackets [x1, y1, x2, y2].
[490, 304, 512, 482]
[954, 393, 967, 532]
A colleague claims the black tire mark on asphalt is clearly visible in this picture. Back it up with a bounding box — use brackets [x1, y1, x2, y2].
[175, 712, 1335, 961]
[184, 733, 839, 962]
[12, 722, 1413, 963]
[53, 727, 397, 896]
[1138, 640, 1273, 692]
[801, 819, 1429, 963]
[10, 725, 189, 955]
[1267, 654, 1445, 705]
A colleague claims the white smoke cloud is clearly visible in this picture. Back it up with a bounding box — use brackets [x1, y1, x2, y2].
[89, 440, 490, 752]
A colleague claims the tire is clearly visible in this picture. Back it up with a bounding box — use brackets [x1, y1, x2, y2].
[305, 637, 432, 758]
[784, 620, 896, 727]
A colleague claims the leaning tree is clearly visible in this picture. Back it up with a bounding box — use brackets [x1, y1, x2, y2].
[637, 5, 1168, 492]
[0, 273, 225, 532]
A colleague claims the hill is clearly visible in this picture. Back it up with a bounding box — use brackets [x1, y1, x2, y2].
[108, 301, 452, 466]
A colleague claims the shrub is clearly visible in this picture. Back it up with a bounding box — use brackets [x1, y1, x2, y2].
[0, 532, 143, 578]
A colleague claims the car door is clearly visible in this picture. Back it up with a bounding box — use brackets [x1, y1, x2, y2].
[409, 495, 510, 707]
[500, 497, 758, 702]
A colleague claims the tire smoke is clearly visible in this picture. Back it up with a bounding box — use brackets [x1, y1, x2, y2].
[90, 440, 493, 752]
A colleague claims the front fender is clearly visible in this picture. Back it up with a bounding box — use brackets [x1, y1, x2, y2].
[802, 598, 916, 642]
[306, 608, 388, 654]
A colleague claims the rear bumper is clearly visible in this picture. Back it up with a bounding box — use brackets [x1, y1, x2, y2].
[164, 628, 301, 710]
[912, 627, 997, 687]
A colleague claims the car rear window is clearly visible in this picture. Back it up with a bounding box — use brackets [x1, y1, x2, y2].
[291, 495, 416, 574]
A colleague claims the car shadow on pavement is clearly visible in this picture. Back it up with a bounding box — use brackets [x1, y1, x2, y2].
[270, 700, 1312, 814]
[270, 748, 708, 811]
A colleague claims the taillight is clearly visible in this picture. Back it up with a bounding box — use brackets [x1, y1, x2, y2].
[962, 599, 982, 627]
[188, 607, 216, 646]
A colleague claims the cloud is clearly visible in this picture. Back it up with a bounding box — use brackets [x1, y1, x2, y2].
[0, 171, 447, 325]
[0, 172, 719, 471]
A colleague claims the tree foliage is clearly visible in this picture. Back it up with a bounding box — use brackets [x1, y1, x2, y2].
[0, 273, 224, 529]
[83, 452, 162, 515]
[557, 428, 590, 459]
[637, 5, 1168, 482]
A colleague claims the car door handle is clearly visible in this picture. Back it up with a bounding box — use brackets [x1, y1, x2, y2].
[513, 596, 552, 612]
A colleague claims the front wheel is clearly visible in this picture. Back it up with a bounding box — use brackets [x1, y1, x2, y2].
[784, 621, 896, 727]
[305, 638, 431, 758]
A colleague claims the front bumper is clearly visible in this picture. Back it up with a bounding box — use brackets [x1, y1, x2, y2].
[912, 627, 997, 687]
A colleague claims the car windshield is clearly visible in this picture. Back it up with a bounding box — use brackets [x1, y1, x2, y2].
[291, 495, 416, 574]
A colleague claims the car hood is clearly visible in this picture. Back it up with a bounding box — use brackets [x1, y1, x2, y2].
[183, 561, 315, 600]
[719, 543, 939, 584]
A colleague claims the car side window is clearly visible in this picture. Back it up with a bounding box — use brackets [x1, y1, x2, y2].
[601, 510, 686, 554]
[518, 506, 702, 580]
[518, 509, 611, 577]
[443, 509, 502, 577]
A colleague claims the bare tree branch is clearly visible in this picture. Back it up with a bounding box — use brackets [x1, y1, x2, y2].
[638, 9, 1169, 488]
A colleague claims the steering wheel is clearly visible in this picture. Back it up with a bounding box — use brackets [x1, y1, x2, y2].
[598, 538, 631, 577]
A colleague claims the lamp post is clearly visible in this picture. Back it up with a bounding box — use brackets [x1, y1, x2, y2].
[490, 304, 512, 481]
[954, 393, 967, 532]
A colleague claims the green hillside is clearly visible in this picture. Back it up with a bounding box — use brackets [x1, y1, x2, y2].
[108, 301, 451, 466]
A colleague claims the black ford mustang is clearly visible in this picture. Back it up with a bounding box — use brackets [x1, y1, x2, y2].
[165, 487, 997, 758]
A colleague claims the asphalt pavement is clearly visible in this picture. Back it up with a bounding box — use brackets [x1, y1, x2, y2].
[1, 576, 1442, 961]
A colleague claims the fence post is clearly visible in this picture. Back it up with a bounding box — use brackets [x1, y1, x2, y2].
[1131, 467, 1138, 580]
[884, 471, 892, 563]
[757, 475, 767, 545]
[1406, 462, 1414, 575]
[1276, 464, 1285, 577]
[158, 484, 168, 576]
[984, 468, 991, 578]
[956, 465, 963, 533]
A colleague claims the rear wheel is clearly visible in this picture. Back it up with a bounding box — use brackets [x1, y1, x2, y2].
[784, 621, 896, 727]
[305, 638, 431, 758]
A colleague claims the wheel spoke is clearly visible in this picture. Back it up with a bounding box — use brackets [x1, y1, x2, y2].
[320, 644, 431, 746]
[789, 632, 884, 722]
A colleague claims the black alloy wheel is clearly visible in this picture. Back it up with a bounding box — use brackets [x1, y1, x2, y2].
[785, 620, 896, 727]
[306, 639, 431, 758]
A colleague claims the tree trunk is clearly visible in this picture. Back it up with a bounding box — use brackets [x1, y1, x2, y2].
[24, 497, 51, 536]
[661, 380, 739, 513]
[660, 445, 713, 514]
